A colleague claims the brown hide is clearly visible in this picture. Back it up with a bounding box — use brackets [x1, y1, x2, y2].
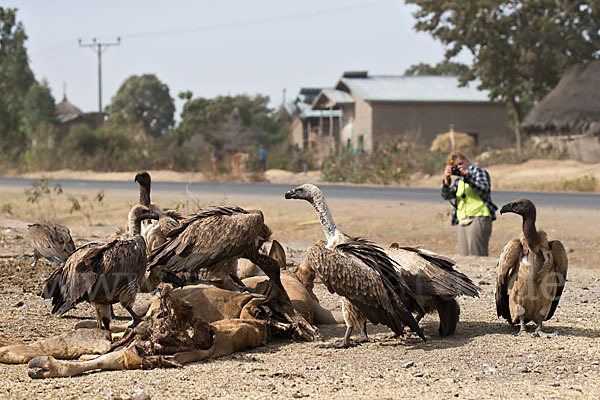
[295, 257, 317, 301]
[146, 284, 265, 322]
[236, 258, 264, 280]
[244, 272, 314, 322]
[173, 319, 268, 364]
[243, 272, 341, 325]
[0, 329, 111, 364]
[27, 318, 269, 379]
[28, 349, 153, 379]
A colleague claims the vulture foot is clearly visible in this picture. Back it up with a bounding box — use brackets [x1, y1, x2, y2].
[533, 330, 554, 338]
[533, 323, 556, 338]
[514, 329, 531, 337]
[317, 339, 361, 349]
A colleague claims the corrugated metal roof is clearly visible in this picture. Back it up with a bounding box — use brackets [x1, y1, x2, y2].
[339, 75, 494, 102]
[319, 88, 355, 104]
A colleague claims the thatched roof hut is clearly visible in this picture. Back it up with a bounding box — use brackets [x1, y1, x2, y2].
[522, 60, 600, 136]
[522, 60, 600, 162]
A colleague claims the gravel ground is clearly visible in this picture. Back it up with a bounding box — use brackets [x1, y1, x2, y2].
[0, 181, 599, 399]
[0, 250, 599, 399]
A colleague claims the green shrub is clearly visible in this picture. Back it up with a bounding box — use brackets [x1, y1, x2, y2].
[322, 144, 409, 185]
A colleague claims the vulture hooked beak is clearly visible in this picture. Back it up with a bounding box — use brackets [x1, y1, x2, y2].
[134, 171, 150, 185]
[284, 189, 298, 199]
[500, 203, 514, 215]
[148, 210, 160, 220]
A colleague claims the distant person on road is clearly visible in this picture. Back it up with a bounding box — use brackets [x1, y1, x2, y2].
[258, 145, 266, 172]
[441, 151, 497, 256]
[211, 150, 218, 173]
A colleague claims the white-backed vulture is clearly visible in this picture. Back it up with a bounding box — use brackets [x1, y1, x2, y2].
[28, 223, 75, 266]
[146, 205, 284, 294]
[134, 171, 183, 253]
[388, 244, 480, 335]
[41, 205, 159, 330]
[496, 198, 568, 336]
[285, 184, 426, 346]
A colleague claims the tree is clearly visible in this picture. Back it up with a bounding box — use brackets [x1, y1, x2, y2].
[22, 78, 56, 134]
[176, 94, 285, 152]
[404, 60, 469, 76]
[108, 74, 175, 137]
[406, 0, 600, 154]
[0, 7, 35, 157]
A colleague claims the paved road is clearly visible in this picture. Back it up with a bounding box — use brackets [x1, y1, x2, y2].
[2, 177, 599, 210]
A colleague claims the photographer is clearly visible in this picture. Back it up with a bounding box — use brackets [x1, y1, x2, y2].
[441, 151, 497, 256]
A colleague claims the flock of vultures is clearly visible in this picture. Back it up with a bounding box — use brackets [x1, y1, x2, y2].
[0, 173, 568, 379]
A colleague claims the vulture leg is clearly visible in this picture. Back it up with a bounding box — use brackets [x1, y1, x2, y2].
[227, 273, 252, 293]
[533, 316, 553, 338]
[318, 327, 357, 349]
[124, 305, 142, 329]
[516, 315, 528, 336]
[354, 322, 369, 343]
[94, 303, 112, 331]
[343, 326, 354, 346]
[31, 250, 40, 267]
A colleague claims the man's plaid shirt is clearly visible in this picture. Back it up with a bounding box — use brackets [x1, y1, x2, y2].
[441, 163, 498, 226]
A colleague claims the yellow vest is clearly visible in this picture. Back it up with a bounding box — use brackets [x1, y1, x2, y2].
[456, 180, 491, 221]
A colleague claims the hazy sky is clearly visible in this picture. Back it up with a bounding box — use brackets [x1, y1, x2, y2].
[5, 0, 469, 116]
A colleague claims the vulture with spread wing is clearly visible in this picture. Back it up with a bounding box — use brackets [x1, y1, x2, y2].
[496, 198, 568, 336]
[42, 205, 159, 330]
[28, 223, 76, 266]
[285, 184, 426, 346]
[146, 205, 283, 293]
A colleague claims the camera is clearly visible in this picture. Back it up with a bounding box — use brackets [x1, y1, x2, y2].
[451, 166, 462, 176]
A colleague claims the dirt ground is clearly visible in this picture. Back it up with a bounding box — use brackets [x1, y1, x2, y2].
[0, 163, 599, 399]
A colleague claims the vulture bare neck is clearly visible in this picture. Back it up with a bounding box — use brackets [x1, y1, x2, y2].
[310, 192, 339, 245]
[522, 213, 542, 252]
[128, 215, 143, 236]
[139, 184, 151, 208]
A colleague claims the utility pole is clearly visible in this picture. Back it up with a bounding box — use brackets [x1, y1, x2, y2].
[78, 37, 121, 113]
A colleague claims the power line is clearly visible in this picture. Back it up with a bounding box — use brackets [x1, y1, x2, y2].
[78, 37, 121, 113]
[30, 0, 390, 57]
[120, 0, 390, 40]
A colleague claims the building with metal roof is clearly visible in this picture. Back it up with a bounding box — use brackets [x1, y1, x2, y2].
[288, 88, 341, 166]
[304, 71, 508, 155]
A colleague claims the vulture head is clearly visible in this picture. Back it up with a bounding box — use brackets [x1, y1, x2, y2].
[128, 204, 160, 226]
[284, 183, 322, 204]
[134, 171, 152, 190]
[500, 198, 536, 219]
